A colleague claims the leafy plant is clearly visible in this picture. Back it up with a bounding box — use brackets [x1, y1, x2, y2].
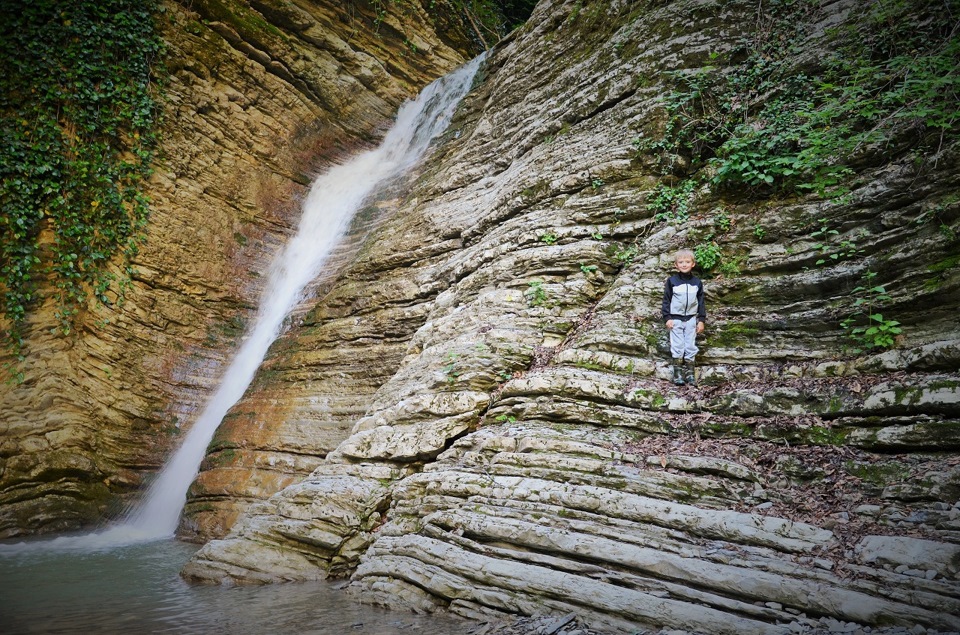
[713, 208, 732, 232]
[526, 280, 548, 306]
[810, 218, 862, 265]
[694, 241, 722, 271]
[846, 313, 903, 351]
[718, 257, 742, 277]
[636, 66, 725, 173]
[810, 218, 840, 262]
[0, 0, 166, 362]
[443, 351, 462, 384]
[611, 243, 638, 266]
[539, 232, 558, 245]
[647, 180, 696, 222]
[840, 271, 902, 351]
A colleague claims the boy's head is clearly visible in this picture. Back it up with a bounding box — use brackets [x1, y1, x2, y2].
[674, 249, 695, 273]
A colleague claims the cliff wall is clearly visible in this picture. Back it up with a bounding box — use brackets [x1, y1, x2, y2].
[0, 0, 471, 537]
[4, 0, 959, 632]
[182, 0, 960, 632]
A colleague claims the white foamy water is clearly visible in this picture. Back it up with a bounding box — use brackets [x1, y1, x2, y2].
[1, 55, 481, 555]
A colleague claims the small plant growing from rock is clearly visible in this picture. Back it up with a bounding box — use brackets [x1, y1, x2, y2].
[539, 232, 558, 245]
[840, 271, 903, 351]
[810, 218, 840, 260]
[718, 254, 744, 277]
[443, 352, 461, 384]
[611, 243, 638, 266]
[694, 240, 722, 271]
[526, 280, 548, 306]
[810, 218, 863, 265]
[647, 180, 696, 222]
[713, 208, 732, 232]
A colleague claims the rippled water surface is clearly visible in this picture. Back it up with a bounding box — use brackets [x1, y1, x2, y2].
[0, 538, 466, 634]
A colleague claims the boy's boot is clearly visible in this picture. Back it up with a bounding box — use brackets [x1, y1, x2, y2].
[672, 358, 685, 385]
[683, 358, 696, 386]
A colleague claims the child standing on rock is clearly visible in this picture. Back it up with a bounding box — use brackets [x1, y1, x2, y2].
[662, 248, 706, 385]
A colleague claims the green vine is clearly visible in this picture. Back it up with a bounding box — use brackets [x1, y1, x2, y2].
[0, 0, 165, 364]
[646, 179, 696, 222]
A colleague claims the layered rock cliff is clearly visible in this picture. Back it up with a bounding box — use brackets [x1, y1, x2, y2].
[0, 0, 471, 537]
[181, 0, 960, 633]
[4, 0, 959, 632]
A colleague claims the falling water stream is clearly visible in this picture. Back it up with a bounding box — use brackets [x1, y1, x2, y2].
[0, 57, 481, 634]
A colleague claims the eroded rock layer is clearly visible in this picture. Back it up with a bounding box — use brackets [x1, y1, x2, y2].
[0, 0, 470, 538]
[184, 0, 960, 632]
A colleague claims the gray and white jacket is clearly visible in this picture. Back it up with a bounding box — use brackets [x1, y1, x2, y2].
[661, 272, 706, 324]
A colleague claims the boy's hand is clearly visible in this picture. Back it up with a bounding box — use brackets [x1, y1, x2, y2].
[665, 320, 674, 329]
[696, 322, 705, 334]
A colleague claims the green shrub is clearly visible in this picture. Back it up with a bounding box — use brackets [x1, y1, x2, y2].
[694, 241, 722, 271]
[840, 271, 902, 351]
[611, 243, 638, 266]
[526, 280, 548, 306]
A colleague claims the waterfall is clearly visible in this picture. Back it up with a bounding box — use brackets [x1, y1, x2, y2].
[2, 55, 482, 553]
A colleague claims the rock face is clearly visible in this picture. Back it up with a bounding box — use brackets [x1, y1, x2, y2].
[0, 0, 471, 538]
[5, 0, 960, 632]
[182, 0, 960, 632]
